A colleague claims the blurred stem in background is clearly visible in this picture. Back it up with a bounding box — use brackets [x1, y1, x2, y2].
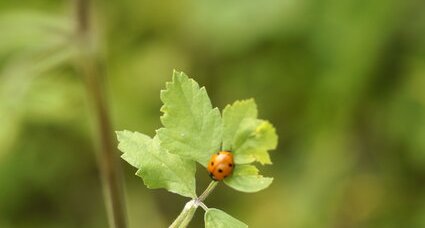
[74, 0, 127, 227]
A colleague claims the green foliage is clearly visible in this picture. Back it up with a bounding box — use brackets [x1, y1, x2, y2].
[205, 208, 247, 228]
[116, 130, 196, 198]
[157, 71, 222, 166]
[224, 165, 273, 193]
[232, 118, 277, 165]
[223, 99, 277, 165]
[222, 99, 258, 151]
[1, 0, 424, 227]
[116, 71, 278, 227]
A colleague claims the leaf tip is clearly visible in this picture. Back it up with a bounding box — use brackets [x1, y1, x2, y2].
[172, 70, 189, 82]
[116, 130, 129, 141]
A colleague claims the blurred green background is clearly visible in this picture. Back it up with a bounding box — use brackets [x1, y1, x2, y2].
[1, 0, 425, 227]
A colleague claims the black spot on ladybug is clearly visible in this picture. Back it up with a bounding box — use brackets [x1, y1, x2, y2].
[211, 162, 214, 166]
[217, 152, 220, 155]
[218, 169, 223, 173]
[229, 163, 233, 167]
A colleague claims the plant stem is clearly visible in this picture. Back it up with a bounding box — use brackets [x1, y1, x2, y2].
[169, 181, 218, 227]
[75, 0, 127, 227]
[169, 200, 197, 228]
[198, 181, 218, 202]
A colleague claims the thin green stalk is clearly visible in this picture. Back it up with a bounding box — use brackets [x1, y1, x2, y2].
[198, 181, 218, 202]
[169, 181, 219, 227]
[169, 201, 197, 228]
[75, 0, 127, 227]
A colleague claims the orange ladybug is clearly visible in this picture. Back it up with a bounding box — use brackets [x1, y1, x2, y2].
[207, 151, 234, 181]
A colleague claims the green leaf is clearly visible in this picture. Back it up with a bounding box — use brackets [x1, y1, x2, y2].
[205, 208, 248, 228]
[224, 165, 273, 192]
[232, 118, 277, 164]
[116, 130, 196, 198]
[222, 99, 257, 151]
[157, 71, 222, 167]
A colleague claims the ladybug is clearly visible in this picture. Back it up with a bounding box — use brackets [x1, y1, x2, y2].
[207, 151, 234, 181]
